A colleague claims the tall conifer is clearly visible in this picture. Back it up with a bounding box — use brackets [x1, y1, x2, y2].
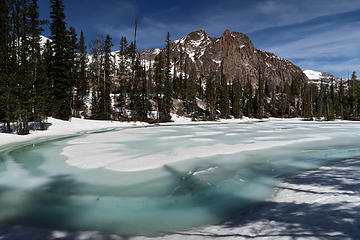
[49, 0, 71, 120]
[162, 32, 173, 121]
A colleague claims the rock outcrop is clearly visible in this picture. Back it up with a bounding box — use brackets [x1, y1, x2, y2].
[140, 29, 308, 86]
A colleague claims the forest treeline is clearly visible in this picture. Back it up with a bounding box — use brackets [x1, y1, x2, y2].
[0, 0, 359, 135]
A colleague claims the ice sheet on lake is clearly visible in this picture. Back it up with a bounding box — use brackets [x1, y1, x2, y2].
[61, 122, 334, 172]
[1, 121, 360, 236]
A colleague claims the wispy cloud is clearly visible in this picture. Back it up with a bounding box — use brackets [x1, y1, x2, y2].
[250, 9, 360, 77]
[45, 0, 360, 77]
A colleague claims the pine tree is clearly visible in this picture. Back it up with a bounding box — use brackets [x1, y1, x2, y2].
[42, 39, 53, 116]
[325, 83, 335, 121]
[178, 49, 186, 100]
[68, 26, 79, 117]
[28, 0, 49, 129]
[116, 36, 129, 116]
[219, 63, 229, 119]
[338, 79, 345, 119]
[244, 78, 253, 117]
[162, 32, 173, 121]
[0, 0, 10, 132]
[349, 71, 358, 119]
[257, 72, 265, 118]
[278, 82, 290, 118]
[184, 67, 198, 117]
[12, 0, 32, 135]
[49, 0, 71, 120]
[133, 61, 150, 121]
[98, 34, 113, 120]
[205, 74, 216, 120]
[154, 54, 164, 121]
[172, 56, 179, 99]
[140, 65, 151, 121]
[302, 82, 314, 120]
[231, 79, 242, 118]
[77, 30, 88, 117]
[88, 36, 102, 119]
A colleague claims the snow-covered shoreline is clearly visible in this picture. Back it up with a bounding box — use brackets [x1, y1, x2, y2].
[0, 116, 269, 149]
[0, 115, 351, 149]
[0, 118, 148, 149]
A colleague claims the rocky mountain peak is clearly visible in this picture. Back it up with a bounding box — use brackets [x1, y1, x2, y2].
[188, 29, 208, 40]
[141, 29, 308, 86]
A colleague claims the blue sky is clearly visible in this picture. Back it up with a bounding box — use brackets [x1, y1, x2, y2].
[38, 0, 360, 78]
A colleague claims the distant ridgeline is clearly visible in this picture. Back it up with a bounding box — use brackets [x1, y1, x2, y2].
[0, 0, 359, 135]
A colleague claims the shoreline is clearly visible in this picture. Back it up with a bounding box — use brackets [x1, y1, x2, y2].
[0, 116, 265, 149]
[0, 115, 355, 149]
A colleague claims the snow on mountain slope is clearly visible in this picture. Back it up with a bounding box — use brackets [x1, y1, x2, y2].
[304, 69, 342, 87]
[304, 69, 322, 80]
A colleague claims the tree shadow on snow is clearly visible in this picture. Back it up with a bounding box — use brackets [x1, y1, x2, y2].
[173, 158, 360, 239]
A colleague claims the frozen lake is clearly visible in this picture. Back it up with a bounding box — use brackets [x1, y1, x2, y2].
[0, 121, 360, 236]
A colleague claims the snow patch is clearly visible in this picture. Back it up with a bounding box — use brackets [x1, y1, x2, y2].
[304, 69, 323, 80]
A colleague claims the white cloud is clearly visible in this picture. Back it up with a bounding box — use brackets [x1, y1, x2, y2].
[263, 20, 360, 77]
[90, 0, 360, 77]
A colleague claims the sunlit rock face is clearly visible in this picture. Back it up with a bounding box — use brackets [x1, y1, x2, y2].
[0, 121, 360, 236]
[140, 29, 308, 86]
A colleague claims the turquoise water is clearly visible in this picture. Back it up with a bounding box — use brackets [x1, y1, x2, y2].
[1, 121, 360, 236]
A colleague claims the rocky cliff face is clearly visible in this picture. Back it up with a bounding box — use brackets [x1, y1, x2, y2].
[140, 29, 308, 86]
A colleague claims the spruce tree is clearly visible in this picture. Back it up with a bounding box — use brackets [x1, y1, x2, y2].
[219, 63, 229, 119]
[133, 62, 150, 121]
[42, 39, 53, 116]
[99, 34, 113, 120]
[12, 0, 32, 135]
[244, 78, 253, 117]
[302, 82, 313, 120]
[257, 73, 264, 118]
[184, 67, 198, 118]
[88, 37, 102, 119]
[154, 54, 164, 121]
[29, 0, 49, 129]
[68, 26, 79, 117]
[205, 74, 216, 120]
[231, 79, 242, 118]
[0, 0, 10, 132]
[77, 30, 88, 117]
[116, 36, 129, 116]
[349, 71, 358, 119]
[339, 79, 345, 119]
[49, 0, 71, 120]
[162, 32, 173, 121]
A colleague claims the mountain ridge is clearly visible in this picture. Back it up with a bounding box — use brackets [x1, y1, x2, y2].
[140, 29, 308, 87]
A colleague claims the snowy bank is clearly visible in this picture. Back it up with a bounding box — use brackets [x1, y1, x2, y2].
[0, 117, 149, 148]
[0, 113, 350, 149]
[0, 115, 271, 148]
